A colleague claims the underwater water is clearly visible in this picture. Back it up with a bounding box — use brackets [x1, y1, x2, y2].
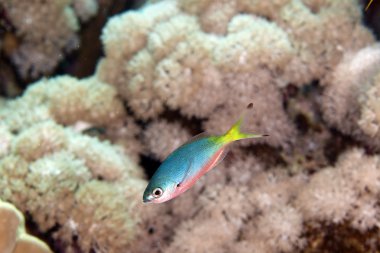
[0, 0, 380, 252]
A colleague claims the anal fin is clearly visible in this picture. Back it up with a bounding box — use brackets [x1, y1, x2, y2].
[204, 145, 230, 174]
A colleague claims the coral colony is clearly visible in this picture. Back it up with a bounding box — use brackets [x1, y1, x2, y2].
[0, 0, 380, 253]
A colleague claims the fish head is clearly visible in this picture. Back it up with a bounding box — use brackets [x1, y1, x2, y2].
[143, 177, 178, 204]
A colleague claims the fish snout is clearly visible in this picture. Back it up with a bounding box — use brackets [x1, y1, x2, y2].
[143, 194, 154, 203]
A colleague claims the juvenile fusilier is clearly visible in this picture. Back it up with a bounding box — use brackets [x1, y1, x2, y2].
[143, 103, 268, 203]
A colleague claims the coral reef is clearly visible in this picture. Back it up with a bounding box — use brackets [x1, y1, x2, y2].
[0, 75, 126, 132]
[0, 76, 149, 253]
[0, 199, 52, 253]
[143, 120, 191, 160]
[322, 44, 380, 150]
[97, 0, 374, 148]
[1, 0, 380, 253]
[0, 0, 98, 79]
[156, 148, 380, 253]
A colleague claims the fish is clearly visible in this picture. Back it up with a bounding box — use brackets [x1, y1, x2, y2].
[142, 103, 268, 204]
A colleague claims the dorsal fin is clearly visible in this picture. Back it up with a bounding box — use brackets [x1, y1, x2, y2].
[179, 132, 211, 147]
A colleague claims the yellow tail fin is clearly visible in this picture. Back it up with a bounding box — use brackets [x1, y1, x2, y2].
[221, 103, 269, 143]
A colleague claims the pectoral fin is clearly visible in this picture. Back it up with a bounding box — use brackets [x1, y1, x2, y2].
[177, 158, 194, 187]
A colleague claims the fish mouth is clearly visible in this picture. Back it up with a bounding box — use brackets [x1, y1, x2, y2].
[143, 195, 154, 203]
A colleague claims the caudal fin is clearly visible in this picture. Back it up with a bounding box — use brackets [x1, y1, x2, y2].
[222, 103, 269, 143]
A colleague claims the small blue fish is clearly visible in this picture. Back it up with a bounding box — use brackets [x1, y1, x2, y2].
[143, 104, 268, 203]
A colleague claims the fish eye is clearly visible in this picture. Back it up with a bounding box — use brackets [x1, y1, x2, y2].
[152, 188, 163, 198]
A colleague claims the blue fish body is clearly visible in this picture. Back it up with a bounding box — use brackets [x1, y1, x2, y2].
[152, 137, 222, 184]
[143, 104, 267, 204]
